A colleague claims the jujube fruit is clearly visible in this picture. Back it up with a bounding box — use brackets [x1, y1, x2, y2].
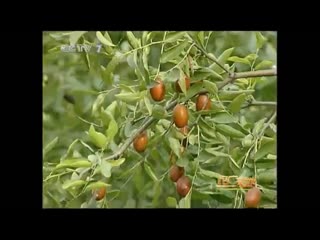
[133, 132, 148, 152]
[196, 94, 211, 111]
[94, 187, 106, 201]
[175, 76, 191, 93]
[176, 176, 191, 197]
[150, 79, 165, 101]
[245, 187, 261, 208]
[170, 164, 185, 182]
[173, 104, 188, 128]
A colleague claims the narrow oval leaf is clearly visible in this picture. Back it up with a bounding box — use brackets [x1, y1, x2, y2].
[169, 137, 181, 158]
[62, 180, 86, 190]
[166, 197, 177, 208]
[43, 137, 59, 157]
[255, 141, 276, 161]
[56, 158, 91, 169]
[115, 92, 142, 103]
[92, 93, 107, 116]
[107, 158, 126, 167]
[216, 124, 245, 138]
[127, 31, 140, 49]
[101, 160, 112, 178]
[69, 31, 87, 45]
[210, 47, 234, 73]
[228, 93, 246, 113]
[144, 96, 152, 116]
[101, 54, 122, 85]
[199, 169, 222, 179]
[160, 42, 189, 63]
[144, 163, 158, 182]
[257, 169, 276, 184]
[165, 31, 186, 43]
[203, 80, 218, 95]
[219, 90, 254, 101]
[216, 132, 230, 146]
[213, 112, 237, 124]
[228, 56, 251, 65]
[79, 140, 94, 153]
[88, 125, 107, 148]
[181, 82, 204, 102]
[143, 47, 149, 71]
[96, 31, 115, 47]
[205, 149, 229, 157]
[84, 181, 111, 192]
[255, 60, 274, 70]
[256, 32, 267, 49]
[252, 118, 267, 137]
[152, 105, 167, 119]
[105, 119, 118, 145]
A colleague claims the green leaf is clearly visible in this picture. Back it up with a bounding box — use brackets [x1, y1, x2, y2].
[62, 180, 86, 190]
[152, 105, 167, 119]
[166, 197, 177, 208]
[178, 191, 191, 208]
[205, 148, 229, 157]
[115, 92, 142, 103]
[160, 41, 189, 63]
[169, 137, 181, 158]
[267, 154, 276, 160]
[127, 31, 140, 49]
[105, 119, 118, 145]
[144, 163, 158, 182]
[216, 124, 245, 138]
[107, 158, 126, 167]
[62, 139, 79, 160]
[199, 119, 216, 138]
[256, 32, 267, 49]
[103, 31, 113, 43]
[199, 168, 221, 179]
[92, 93, 106, 116]
[96, 31, 115, 47]
[213, 112, 237, 124]
[255, 141, 276, 161]
[216, 132, 230, 146]
[245, 53, 258, 63]
[144, 96, 152, 116]
[88, 125, 107, 149]
[101, 159, 112, 178]
[198, 31, 205, 46]
[228, 56, 251, 65]
[84, 181, 111, 192]
[192, 68, 223, 81]
[69, 31, 87, 45]
[219, 90, 254, 101]
[181, 82, 204, 102]
[228, 93, 246, 113]
[143, 47, 149, 71]
[165, 31, 186, 43]
[257, 169, 276, 184]
[82, 51, 90, 70]
[101, 53, 122, 85]
[252, 118, 267, 136]
[210, 47, 234, 73]
[43, 137, 59, 158]
[255, 60, 274, 70]
[56, 158, 91, 169]
[203, 80, 218, 95]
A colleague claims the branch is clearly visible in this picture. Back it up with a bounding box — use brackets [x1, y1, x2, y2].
[242, 100, 277, 109]
[103, 69, 277, 161]
[193, 43, 231, 75]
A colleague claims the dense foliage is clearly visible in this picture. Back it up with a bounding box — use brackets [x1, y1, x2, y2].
[43, 31, 277, 208]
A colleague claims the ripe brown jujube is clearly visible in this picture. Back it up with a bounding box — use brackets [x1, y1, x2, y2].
[173, 104, 188, 128]
[150, 79, 165, 101]
[94, 187, 107, 201]
[196, 94, 211, 111]
[170, 164, 185, 182]
[133, 132, 148, 153]
[176, 175, 191, 197]
[245, 187, 261, 208]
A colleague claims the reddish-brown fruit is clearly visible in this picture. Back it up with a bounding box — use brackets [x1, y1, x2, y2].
[94, 187, 107, 201]
[245, 187, 261, 208]
[175, 77, 191, 93]
[150, 79, 165, 101]
[170, 165, 185, 182]
[176, 176, 191, 197]
[133, 132, 148, 152]
[173, 104, 188, 128]
[196, 94, 211, 111]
